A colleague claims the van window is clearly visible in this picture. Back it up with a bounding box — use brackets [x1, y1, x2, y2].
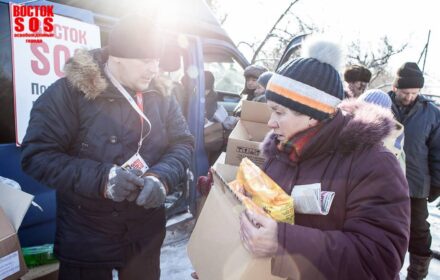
[0, 3, 15, 144]
[205, 58, 245, 96]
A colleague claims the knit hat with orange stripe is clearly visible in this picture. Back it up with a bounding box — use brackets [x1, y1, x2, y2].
[266, 38, 344, 120]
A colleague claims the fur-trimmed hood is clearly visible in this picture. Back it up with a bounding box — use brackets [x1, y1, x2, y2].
[262, 98, 395, 159]
[64, 48, 168, 100]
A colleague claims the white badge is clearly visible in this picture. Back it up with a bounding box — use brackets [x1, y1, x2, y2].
[122, 153, 149, 174]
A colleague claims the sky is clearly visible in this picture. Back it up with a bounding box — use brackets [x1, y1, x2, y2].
[216, 0, 440, 92]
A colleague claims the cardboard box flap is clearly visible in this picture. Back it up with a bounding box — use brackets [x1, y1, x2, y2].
[0, 208, 15, 238]
[225, 120, 270, 167]
[213, 163, 238, 183]
[0, 182, 34, 231]
[228, 120, 270, 144]
[241, 100, 271, 123]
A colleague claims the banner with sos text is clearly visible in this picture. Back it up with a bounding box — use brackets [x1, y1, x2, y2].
[10, 4, 101, 145]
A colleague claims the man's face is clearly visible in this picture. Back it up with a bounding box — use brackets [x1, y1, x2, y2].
[246, 77, 258, 90]
[347, 81, 368, 98]
[394, 87, 420, 107]
[113, 57, 159, 92]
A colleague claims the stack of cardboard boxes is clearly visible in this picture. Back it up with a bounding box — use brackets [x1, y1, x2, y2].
[188, 101, 285, 279]
[225, 100, 272, 168]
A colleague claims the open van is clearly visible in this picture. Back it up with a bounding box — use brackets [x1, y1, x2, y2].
[0, 0, 249, 247]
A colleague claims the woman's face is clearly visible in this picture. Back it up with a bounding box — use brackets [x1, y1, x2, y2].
[267, 100, 318, 141]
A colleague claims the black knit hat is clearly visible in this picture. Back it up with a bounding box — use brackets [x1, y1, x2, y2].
[393, 62, 424, 89]
[109, 15, 162, 59]
[266, 38, 343, 121]
[344, 65, 371, 83]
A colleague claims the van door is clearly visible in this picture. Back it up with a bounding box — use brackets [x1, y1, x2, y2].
[275, 33, 309, 71]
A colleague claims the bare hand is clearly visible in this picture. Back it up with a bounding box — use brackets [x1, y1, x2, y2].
[239, 209, 278, 257]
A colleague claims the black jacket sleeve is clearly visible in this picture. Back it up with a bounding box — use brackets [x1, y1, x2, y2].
[21, 79, 113, 199]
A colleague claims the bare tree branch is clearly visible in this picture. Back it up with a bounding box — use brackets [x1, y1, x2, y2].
[220, 14, 228, 25]
[347, 36, 408, 84]
[237, 41, 255, 49]
[251, 0, 301, 63]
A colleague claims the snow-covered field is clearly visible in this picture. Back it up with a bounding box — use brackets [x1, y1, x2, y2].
[161, 202, 440, 280]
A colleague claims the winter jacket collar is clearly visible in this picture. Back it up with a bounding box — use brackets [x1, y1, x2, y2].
[389, 91, 431, 122]
[262, 99, 395, 161]
[63, 48, 168, 100]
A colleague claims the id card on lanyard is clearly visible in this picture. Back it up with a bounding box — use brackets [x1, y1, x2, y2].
[122, 93, 149, 173]
[105, 64, 151, 174]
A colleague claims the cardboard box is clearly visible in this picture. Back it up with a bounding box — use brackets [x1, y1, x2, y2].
[21, 263, 59, 280]
[0, 182, 34, 280]
[225, 100, 271, 167]
[187, 163, 284, 280]
[195, 152, 227, 220]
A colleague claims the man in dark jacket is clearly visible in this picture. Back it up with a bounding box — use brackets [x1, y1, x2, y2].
[389, 62, 440, 280]
[20, 16, 194, 280]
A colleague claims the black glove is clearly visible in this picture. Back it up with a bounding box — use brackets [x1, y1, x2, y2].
[428, 187, 440, 203]
[105, 167, 144, 202]
[136, 176, 166, 209]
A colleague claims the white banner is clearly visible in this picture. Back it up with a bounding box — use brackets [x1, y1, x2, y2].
[10, 4, 101, 145]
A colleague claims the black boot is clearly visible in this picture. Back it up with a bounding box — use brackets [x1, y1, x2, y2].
[406, 254, 432, 280]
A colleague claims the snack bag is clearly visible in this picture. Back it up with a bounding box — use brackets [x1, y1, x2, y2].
[228, 180, 271, 218]
[235, 158, 294, 224]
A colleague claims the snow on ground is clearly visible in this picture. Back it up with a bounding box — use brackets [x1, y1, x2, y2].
[398, 201, 440, 279]
[161, 202, 440, 280]
[161, 239, 193, 280]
